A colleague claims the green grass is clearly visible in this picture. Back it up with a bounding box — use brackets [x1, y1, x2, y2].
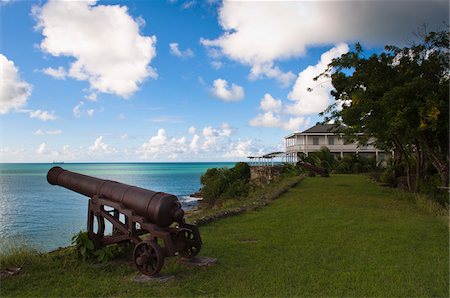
[1, 175, 448, 297]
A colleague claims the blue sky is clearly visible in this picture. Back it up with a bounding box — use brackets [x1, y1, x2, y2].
[0, 0, 447, 162]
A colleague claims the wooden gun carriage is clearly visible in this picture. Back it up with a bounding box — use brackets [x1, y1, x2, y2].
[47, 166, 202, 276]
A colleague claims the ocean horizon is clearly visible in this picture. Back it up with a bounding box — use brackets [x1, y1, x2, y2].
[0, 162, 237, 252]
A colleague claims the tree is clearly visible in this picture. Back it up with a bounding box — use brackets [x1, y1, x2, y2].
[320, 29, 449, 190]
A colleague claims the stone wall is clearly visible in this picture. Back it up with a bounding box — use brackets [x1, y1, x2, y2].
[250, 165, 284, 184]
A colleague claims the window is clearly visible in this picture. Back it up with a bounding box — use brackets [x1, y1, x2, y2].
[328, 137, 334, 145]
[313, 137, 319, 145]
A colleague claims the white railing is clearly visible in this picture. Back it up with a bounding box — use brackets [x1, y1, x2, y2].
[286, 144, 378, 153]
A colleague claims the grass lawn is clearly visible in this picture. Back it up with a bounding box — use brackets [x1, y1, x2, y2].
[1, 175, 448, 297]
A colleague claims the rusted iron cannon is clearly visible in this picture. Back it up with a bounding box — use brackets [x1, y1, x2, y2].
[47, 166, 202, 276]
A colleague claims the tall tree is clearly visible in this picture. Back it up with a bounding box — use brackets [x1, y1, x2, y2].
[320, 29, 449, 189]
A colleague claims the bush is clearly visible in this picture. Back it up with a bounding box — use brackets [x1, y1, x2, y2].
[200, 162, 251, 205]
[71, 231, 120, 263]
[333, 154, 374, 174]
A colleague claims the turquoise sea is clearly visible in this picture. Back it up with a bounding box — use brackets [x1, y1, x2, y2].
[0, 162, 235, 252]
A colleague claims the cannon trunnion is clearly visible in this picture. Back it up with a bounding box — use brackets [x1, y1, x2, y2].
[47, 166, 202, 276]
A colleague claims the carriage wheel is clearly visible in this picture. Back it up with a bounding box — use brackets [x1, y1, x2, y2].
[178, 229, 201, 258]
[133, 240, 164, 276]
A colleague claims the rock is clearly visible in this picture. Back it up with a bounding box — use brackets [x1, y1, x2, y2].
[133, 273, 175, 283]
[179, 256, 217, 267]
[0, 267, 21, 279]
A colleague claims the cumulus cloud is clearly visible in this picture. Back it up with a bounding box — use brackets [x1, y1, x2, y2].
[224, 139, 256, 159]
[0, 54, 32, 114]
[287, 43, 349, 115]
[169, 42, 194, 58]
[33, 129, 62, 135]
[202, 1, 447, 85]
[260, 93, 282, 113]
[249, 112, 281, 128]
[28, 109, 57, 121]
[249, 93, 309, 131]
[88, 136, 116, 155]
[210, 78, 244, 102]
[248, 63, 295, 87]
[33, 0, 157, 98]
[73, 101, 95, 118]
[138, 128, 188, 159]
[36, 142, 47, 155]
[190, 134, 200, 151]
[42, 66, 67, 79]
[188, 126, 196, 134]
[137, 123, 245, 160]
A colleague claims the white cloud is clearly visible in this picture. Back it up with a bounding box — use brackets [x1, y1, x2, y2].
[181, 0, 196, 10]
[33, 0, 157, 98]
[73, 101, 83, 118]
[147, 115, 183, 124]
[248, 63, 295, 87]
[0, 147, 27, 162]
[249, 93, 309, 131]
[138, 128, 188, 159]
[250, 111, 307, 131]
[137, 123, 240, 160]
[260, 93, 282, 113]
[85, 93, 97, 101]
[287, 43, 349, 115]
[249, 112, 281, 128]
[88, 136, 116, 155]
[210, 78, 244, 102]
[34, 129, 62, 135]
[201, 1, 447, 85]
[37, 142, 47, 155]
[0, 54, 32, 114]
[169, 42, 194, 58]
[120, 133, 128, 140]
[47, 129, 62, 135]
[224, 139, 254, 158]
[283, 117, 308, 132]
[73, 101, 95, 118]
[190, 134, 200, 151]
[42, 66, 67, 79]
[29, 109, 57, 121]
[188, 126, 196, 134]
[211, 61, 222, 70]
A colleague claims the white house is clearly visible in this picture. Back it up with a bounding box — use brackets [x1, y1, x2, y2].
[284, 123, 385, 163]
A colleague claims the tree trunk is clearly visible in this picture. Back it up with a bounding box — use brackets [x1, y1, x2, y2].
[414, 148, 422, 193]
[420, 135, 449, 188]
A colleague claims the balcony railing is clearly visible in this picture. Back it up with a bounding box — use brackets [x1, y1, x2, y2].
[286, 144, 378, 153]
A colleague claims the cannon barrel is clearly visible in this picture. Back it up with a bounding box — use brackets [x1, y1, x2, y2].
[47, 166, 184, 227]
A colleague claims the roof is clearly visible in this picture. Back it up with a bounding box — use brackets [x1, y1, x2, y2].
[247, 151, 285, 159]
[302, 123, 339, 133]
[285, 123, 343, 138]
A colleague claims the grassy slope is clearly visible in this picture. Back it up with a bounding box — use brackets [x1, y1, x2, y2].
[1, 175, 448, 297]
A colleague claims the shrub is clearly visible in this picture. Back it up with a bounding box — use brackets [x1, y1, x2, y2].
[71, 231, 120, 263]
[200, 162, 251, 205]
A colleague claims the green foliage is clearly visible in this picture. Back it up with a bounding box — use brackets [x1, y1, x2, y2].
[334, 154, 372, 174]
[310, 147, 337, 171]
[71, 231, 119, 263]
[71, 231, 95, 261]
[200, 162, 251, 205]
[281, 163, 302, 176]
[320, 28, 449, 190]
[300, 147, 378, 174]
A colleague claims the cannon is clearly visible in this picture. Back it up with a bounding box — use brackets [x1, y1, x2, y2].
[47, 166, 202, 276]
